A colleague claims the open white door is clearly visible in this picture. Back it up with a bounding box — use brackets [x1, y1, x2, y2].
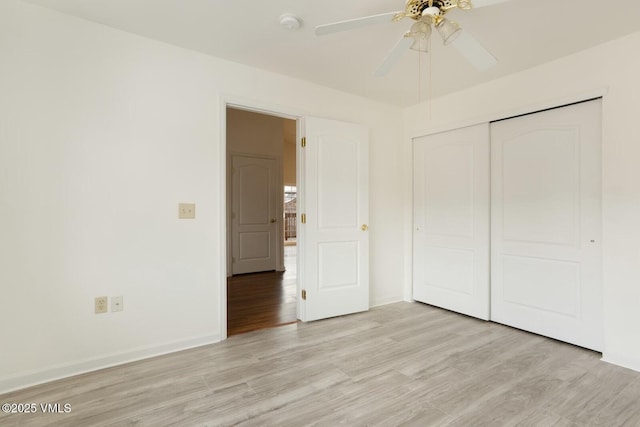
[413, 124, 490, 320]
[231, 155, 278, 275]
[491, 99, 603, 351]
[301, 117, 369, 322]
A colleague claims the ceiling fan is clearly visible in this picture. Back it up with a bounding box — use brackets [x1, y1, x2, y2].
[315, 0, 511, 76]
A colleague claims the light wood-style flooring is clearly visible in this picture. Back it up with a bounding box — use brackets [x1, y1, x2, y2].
[2, 302, 640, 426]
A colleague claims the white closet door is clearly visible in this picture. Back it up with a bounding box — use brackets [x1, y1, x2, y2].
[413, 123, 490, 320]
[491, 99, 603, 351]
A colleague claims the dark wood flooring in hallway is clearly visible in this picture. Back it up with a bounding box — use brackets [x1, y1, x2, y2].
[227, 245, 297, 336]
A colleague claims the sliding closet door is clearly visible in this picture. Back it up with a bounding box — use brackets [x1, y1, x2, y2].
[413, 124, 490, 320]
[491, 99, 603, 351]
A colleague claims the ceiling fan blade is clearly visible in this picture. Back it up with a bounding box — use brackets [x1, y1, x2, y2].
[471, 0, 513, 8]
[451, 30, 498, 71]
[374, 36, 413, 77]
[315, 11, 400, 36]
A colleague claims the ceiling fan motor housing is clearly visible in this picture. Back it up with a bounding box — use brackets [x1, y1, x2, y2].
[405, 0, 462, 20]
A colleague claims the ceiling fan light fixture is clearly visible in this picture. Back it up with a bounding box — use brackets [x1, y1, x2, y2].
[409, 20, 432, 52]
[410, 35, 430, 53]
[421, 6, 440, 20]
[315, 0, 501, 77]
[436, 18, 462, 45]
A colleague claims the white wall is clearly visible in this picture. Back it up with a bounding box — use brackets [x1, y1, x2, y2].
[403, 32, 640, 372]
[0, 0, 404, 392]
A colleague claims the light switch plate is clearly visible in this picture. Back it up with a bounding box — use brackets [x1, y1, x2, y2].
[179, 203, 196, 219]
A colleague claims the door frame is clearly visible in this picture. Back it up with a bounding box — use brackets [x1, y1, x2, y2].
[219, 96, 305, 340]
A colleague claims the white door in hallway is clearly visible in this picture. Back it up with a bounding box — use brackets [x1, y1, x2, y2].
[491, 99, 603, 351]
[302, 117, 369, 322]
[231, 155, 278, 275]
[413, 123, 490, 320]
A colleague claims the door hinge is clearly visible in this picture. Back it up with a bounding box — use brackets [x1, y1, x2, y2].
[301, 289, 307, 300]
[301, 137, 306, 148]
[301, 214, 306, 224]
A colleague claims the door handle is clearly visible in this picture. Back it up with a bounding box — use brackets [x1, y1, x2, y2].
[270, 218, 277, 223]
[361, 224, 369, 231]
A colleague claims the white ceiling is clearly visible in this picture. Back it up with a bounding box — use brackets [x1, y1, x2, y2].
[23, 0, 640, 107]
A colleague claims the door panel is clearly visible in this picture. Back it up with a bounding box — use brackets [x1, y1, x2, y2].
[501, 129, 579, 245]
[238, 232, 271, 260]
[232, 155, 278, 274]
[303, 117, 369, 322]
[318, 138, 359, 229]
[501, 256, 580, 317]
[318, 241, 359, 289]
[422, 247, 475, 295]
[491, 99, 603, 351]
[413, 123, 490, 320]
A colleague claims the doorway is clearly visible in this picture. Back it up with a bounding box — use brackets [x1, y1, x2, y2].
[226, 106, 298, 336]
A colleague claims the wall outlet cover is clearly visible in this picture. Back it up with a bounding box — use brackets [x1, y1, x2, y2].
[111, 296, 124, 312]
[95, 296, 108, 314]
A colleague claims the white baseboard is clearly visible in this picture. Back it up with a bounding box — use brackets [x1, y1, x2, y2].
[370, 296, 404, 308]
[0, 333, 221, 395]
[601, 352, 640, 373]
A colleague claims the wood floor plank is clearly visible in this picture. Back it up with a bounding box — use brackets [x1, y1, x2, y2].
[588, 377, 640, 426]
[514, 410, 579, 427]
[446, 374, 563, 427]
[2, 302, 640, 426]
[543, 359, 639, 425]
[227, 270, 297, 336]
[226, 246, 297, 336]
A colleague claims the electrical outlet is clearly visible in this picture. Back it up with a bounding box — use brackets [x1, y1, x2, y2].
[178, 203, 196, 219]
[95, 296, 108, 314]
[111, 296, 124, 312]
